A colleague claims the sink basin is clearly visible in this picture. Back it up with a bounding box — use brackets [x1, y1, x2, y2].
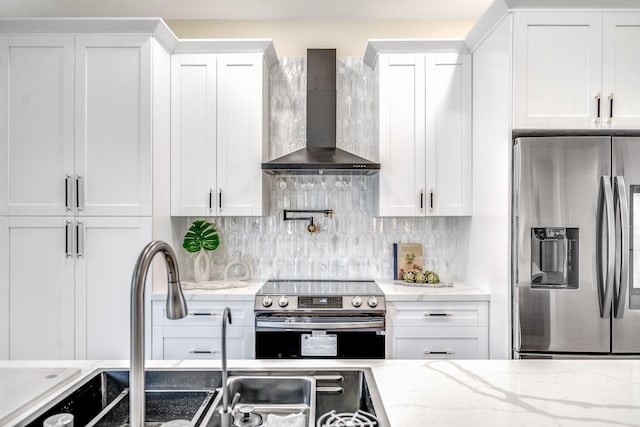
[201, 376, 315, 427]
[22, 370, 220, 427]
[19, 368, 389, 427]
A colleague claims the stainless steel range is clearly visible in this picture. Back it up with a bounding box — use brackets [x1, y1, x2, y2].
[254, 280, 386, 359]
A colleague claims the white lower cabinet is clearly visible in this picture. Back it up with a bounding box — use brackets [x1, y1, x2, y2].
[152, 299, 255, 360]
[387, 300, 489, 359]
[0, 216, 151, 360]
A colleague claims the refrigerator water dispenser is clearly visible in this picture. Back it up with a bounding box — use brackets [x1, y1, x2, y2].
[531, 227, 579, 289]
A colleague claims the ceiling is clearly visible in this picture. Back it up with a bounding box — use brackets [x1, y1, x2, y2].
[0, 0, 494, 20]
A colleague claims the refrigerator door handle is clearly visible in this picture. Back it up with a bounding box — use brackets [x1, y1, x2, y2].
[597, 176, 615, 318]
[614, 176, 629, 319]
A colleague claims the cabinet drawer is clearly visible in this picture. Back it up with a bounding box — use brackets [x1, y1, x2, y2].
[388, 302, 488, 328]
[152, 300, 252, 326]
[162, 337, 245, 360]
[395, 336, 482, 359]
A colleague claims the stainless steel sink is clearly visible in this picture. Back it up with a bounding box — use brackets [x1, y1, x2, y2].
[20, 368, 390, 427]
[200, 376, 315, 427]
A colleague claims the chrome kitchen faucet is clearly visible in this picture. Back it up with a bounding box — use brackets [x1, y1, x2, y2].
[129, 241, 188, 427]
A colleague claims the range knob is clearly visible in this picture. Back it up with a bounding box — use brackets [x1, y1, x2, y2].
[351, 296, 362, 308]
[278, 295, 289, 308]
[368, 296, 379, 308]
[262, 295, 273, 307]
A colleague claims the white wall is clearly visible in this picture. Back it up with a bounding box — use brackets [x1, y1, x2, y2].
[466, 15, 512, 359]
[165, 19, 475, 56]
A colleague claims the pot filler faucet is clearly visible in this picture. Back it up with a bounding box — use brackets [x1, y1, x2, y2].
[129, 241, 188, 427]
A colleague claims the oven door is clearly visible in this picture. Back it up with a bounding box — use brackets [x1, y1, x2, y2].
[255, 316, 386, 359]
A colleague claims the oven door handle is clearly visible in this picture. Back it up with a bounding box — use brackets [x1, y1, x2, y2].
[255, 319, 385, 330]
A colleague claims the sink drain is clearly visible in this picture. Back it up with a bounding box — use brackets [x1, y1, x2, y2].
[316, 409, 379, 427]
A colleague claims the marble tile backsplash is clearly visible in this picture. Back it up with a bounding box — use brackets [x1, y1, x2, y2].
[175, 57, 465, 281]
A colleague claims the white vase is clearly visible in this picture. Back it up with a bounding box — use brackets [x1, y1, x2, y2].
[193, 250, 211, 283]
[224, 251, 251, 281]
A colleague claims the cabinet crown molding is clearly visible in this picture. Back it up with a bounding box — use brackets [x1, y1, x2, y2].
[465, 0, 640, 52]
[364, 39, 468, 68]
[0, 18, 278, 66]
[173, 39, 278, 68]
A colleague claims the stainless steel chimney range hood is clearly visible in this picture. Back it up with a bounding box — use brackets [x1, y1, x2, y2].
[262, 49, 380, 175]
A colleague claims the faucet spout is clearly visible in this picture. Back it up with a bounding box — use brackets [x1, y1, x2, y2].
[130, 241, 188, 427]
[220, 307, 233, 427]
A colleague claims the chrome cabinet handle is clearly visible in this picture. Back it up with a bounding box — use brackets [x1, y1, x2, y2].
[218, 188, 223, 210]
[424, 312, 452, 317]
[188, 349, 218, 354]
[65, 174, 72, 211]
[76, 221, 83, 258]
[607, 93, 614, 125]
[65, 220, 72, 257]
[597, 176, 615, 318]
[595, 93, 601, 125]
[75, 175, 83, 211]
[424, 350, 454, 355]
[614, 176, 629, 319]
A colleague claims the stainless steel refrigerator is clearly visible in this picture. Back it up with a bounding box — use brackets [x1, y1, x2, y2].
[513, 135, 640, 358]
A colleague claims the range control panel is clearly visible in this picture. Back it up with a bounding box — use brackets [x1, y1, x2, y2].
[298, 296, 343, 309]
[255, 295, 385, 313]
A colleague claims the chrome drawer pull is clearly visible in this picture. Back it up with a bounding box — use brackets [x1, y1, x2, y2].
[189, 312, 217, 317]
[424, 313, 451, 317]
[189, 349, 218, 354]
[424, 350, 454, 355]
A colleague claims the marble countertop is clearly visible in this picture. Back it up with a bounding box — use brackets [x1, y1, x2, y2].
[3, 359, 640, 426]
[152, 280, 490, 302]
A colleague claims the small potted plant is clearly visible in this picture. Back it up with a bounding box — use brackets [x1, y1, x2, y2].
[183, 219, 219, 282]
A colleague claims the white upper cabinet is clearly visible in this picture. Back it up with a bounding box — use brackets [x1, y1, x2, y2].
[75, 36, 152, 216]
[0, 37, 75, 216]
[216, 54, 269, 216]
[171, 50, 270, 217]
[0, 35, 153, 216]
[426, 54, 472, 216]
[170, 54, 217, 216]
[514, 12, 640, 129]
[602, 13, 640, 128]
[377, 54, 426, 217]
[373, 46, 471, 217]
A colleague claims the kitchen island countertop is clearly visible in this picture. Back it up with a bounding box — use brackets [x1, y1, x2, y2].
[2, 358, 639, 427]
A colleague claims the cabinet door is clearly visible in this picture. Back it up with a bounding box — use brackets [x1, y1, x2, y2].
[216, 53, 268, 216]
[75, 36, 152, 216]
[377, 54, 426, 217]
[513, 13, 603, 129]
[425, 53, 471, 216]
[170, 54, 217, 216]
[0, 36, 74, 216]
[74, 217, 151, 359]
[602, 13, 640, 129]
[0, 217, 7, 358]
[5, 217, 75, 360]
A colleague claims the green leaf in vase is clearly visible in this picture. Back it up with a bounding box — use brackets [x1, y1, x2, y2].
[182, 220, 220, 253]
